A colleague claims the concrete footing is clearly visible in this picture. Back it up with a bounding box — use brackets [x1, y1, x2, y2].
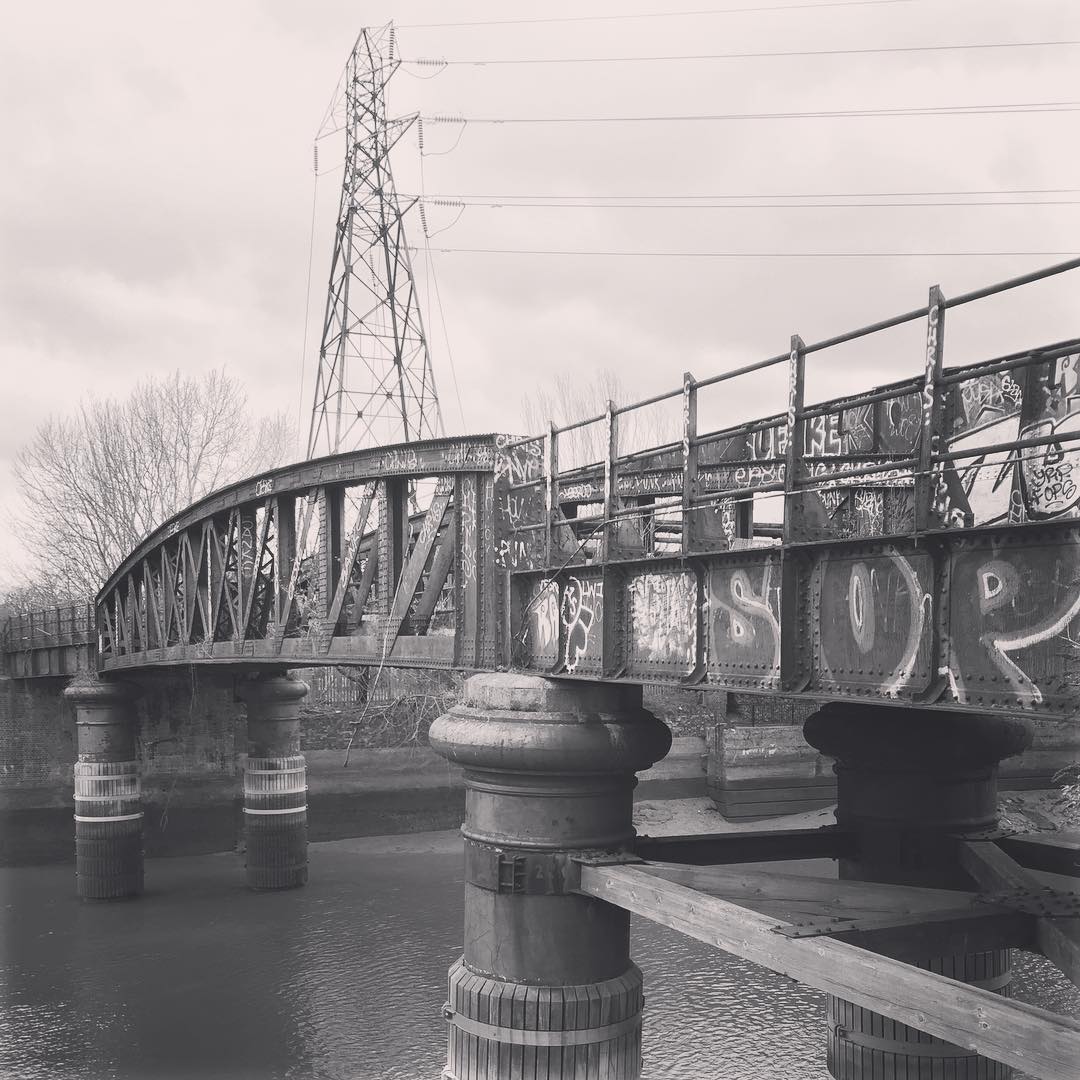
[804, 703, 1031, 1080]
[238, 675, 310, 890]
[430, 674, 671, 1080]
[65, 680, 142, 900]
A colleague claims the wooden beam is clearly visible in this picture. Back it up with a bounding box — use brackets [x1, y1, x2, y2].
[633, 827, 854, 865]
[578, 863, 1080, 1080]
[775, 905, 1034, 963]
[999, 833, 1080, 879]
[961, 840, 1080, 990]
[638, 862, 982, 912]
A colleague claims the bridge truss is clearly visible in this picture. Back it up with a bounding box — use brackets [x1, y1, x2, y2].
[83, 259, 1080, 720]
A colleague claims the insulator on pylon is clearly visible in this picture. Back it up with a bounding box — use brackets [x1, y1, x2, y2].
[417, 117, 424, 152]
[388, 27, 396, 62]
[313, 144, 319, 174]
[419, 201, 429, 236]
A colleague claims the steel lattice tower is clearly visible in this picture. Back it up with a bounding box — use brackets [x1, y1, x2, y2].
[307, 25, 443, 458]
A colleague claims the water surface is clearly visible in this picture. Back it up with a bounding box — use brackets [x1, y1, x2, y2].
[1, 840, 1073, 1079]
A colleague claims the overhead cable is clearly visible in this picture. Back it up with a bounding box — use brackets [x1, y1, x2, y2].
[422, 101, 1080, 125]
[406, 187, 1080, 200]
[413, 247, 1079, 259]
[399, 0, 916, 30]
[404, 39, 1079, 67]
[411, 197, 1080, 209]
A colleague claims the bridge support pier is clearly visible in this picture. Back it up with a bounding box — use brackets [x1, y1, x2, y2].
[803, 703, 1031, 1080]
[430, 674, 671, 1080]
[64, 680, 142, 900]
[238, 674, 310, 890]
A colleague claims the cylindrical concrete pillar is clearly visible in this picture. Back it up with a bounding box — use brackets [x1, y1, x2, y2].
[430, 673, 671, 1080]
[804, 703, 1031, 1080]
[65, 680, 142, 900]
[238, 674, 309, 890]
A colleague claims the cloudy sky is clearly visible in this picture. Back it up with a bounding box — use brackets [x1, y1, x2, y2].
[2, 0, 1077, 584]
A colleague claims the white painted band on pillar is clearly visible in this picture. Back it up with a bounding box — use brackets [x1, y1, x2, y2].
[74, 812, 145, 823]
[445, 1008, 641, 1047]
[242, 805, 309, 816]
[74, 794, 142, 801]
[243, 786, 309, 796]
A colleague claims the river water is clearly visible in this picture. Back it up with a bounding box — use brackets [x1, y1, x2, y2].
[1, 837, 1076, 1080]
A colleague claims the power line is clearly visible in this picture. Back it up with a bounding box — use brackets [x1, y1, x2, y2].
[417, 197, 1080, 210]
[416, 247, 1079, 259]
[399, 0, 915, 30]
[409, 187, 1080, 201]
[423, 101, 1080, 125]
[405, 40, 1080, 67]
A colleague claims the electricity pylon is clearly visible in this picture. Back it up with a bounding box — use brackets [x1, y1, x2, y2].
[307, 24, 443, 458]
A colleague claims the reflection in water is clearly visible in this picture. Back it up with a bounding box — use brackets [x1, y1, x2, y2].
[1, 843, 1075, 1079]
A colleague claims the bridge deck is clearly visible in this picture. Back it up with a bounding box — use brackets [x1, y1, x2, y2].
[5, 262, 1079, 717]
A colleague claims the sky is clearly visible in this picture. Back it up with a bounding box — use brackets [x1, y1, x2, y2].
[2, 0, 1078, 584]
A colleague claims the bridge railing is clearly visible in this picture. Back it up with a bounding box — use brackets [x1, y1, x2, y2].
[504, 258, 1080, 564]
[504, 259, 1080, 716]
[2, 602, 95, 653]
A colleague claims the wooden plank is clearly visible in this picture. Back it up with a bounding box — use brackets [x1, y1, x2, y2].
[774, 904, 1033, 963]
[637, 862, 982, 913]
[960, 839, 1080, 990]
[578, 863, 1080, 1080]
[632, 827, 854, 865]
[999, 833, 1080, 879]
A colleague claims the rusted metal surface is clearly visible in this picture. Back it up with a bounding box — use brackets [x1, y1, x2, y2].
[1, 266, 1077, 713]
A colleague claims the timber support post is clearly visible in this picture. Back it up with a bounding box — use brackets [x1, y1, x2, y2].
[65, 679, 142, 900]
[429, 673, 671, 1080]
[803, 703, 1032, 1080]
[238, 673, 310, 890]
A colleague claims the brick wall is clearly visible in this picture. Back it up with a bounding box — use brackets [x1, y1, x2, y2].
[0, 671, 240, 790]
[0, 677, 75, 785]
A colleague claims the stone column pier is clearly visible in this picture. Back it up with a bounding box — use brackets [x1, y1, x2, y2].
[64, 680, 142, 900]
[238, 674, 310, 890]
[803, 703, 1031, 1080]
[430, 673, 671, 1080]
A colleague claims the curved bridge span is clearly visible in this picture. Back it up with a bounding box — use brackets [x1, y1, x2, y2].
[76, 261, 1080, 719]
[94, 349, 1080, 715]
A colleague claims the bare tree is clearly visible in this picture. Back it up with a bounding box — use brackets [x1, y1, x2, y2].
[13, 369, 294, 598]
[520, 369, 679, 472]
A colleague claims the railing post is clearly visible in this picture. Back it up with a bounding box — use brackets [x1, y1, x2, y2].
[601, 400, 619, 560]
[915, 284, 947, 532]
[544, 421, 557, 567]
[781, 334, 806, 544]
[681, 371, 698, 555]
[780, 335, 809, 693]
